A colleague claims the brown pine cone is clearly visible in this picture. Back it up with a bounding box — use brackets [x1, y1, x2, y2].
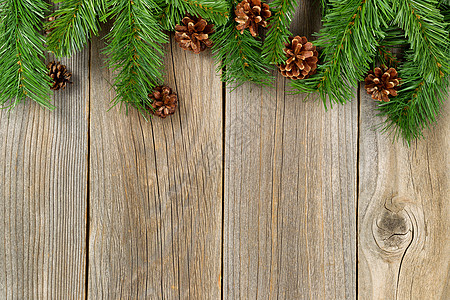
[148, 86, 178, 118]
[235, 0, 271, 37]
[47, 61, 72, 90]
[278, 36, 318, 80]
[175, 15, 214, 54]
[364, 67, 400, 102]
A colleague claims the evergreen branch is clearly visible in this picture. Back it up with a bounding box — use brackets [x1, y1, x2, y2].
[377, 53, 449, 142]
[311, 0, 393, 106]
[393, 0, 449, 83]
[93, 0, 110, 19]
[262, 0, 297, 65]
[212, 17, 273, 86]
[104, 0, 168, 115]
[377, 1, 450, 143]
[0, 0, 52, 109]
[289, 66, 353, 109]
[371, 27, 406, 69]
[290, 0, 393, 107]
[439, 0, 450, 7]
[321, 0, 332, 15]
[46, 0, 100, 58]
[159, 0, 229, 31]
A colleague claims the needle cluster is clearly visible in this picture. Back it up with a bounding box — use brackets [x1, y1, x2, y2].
[289, 0, 449, 143]
[0, 0, 52, 109]
[262, 0, 298, 65]
[45, 0, 228, 115]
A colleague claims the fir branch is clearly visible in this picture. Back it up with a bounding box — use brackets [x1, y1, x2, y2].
[46, 0, 100, 58]
[262, 0, 297, 65]
[371, 27, 406, 69]
[377, 53, 449, 142]
[0, 0, 52, 109]
[291, 0, 393, 107]
[317, 0, 393, 101]
[439, 0, 450, 7]
[393, 0, 449, 83]
[104, 0, 168, 115]
[377, 1, 450, 142]
[93, 0, 110, 19]
[321, 0, 332, 15]
[212, 17, 273, 86]
[289, 65, 353, 109]
[159, 0, 230, 31]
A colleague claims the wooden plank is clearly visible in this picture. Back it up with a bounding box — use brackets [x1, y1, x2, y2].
[358, 89, 450, 299]
[0, 50, 89, 298]
[88, 26, 223, 299]
[223, 1, 357, 298]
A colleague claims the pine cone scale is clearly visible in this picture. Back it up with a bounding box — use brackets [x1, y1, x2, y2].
[301, 62, 310, 73]
[300, 51, 314, 59]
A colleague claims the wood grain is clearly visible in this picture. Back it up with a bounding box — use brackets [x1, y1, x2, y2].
[223, 1, 357, 298]
[1, 4, 449, 299]
[358, 89, 450, 300]
[0, 50, 89, 299]
[88, 25, 223, 299]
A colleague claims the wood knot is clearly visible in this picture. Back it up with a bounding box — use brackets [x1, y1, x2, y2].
[372, 196, 413, 256]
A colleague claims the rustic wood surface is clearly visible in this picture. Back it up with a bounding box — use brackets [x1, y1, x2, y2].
[87, 24, 223, 299]
[0, 2, 449, 299]
[223, 1, 357, 299]
[358, 90, 450, 300]
[0, 50, 89, 299]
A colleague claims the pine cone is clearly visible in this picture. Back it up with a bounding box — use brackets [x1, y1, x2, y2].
[148, 86, 178, 118]
[175, 15, 214, 54]
[278, 36, 318, 80]
[235, 0, 271, 37]
[364, 67, 400, 102]
[47, 61, 72, 90]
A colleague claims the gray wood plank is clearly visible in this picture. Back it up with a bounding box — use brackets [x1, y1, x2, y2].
[88, 26, 223, 299]
[223, 1, 358, 298]
[0, 50, 89, 299]
[358, 89, 450, 299]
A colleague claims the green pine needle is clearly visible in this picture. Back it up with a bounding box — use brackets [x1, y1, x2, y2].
[46, 0, 100, 58]
[290, 0, 394, 108]
[316, 0, 393, 106]
[104, 0, 168, 115]
[159, 0, 230, 31]
[212, 1, 273, 87]
[393, 0, 449, 83]
[377, 59, 449, 143]
[262, 0, 297, 65]
[0, 0, 53, 109]
[377, 1, 450, 143]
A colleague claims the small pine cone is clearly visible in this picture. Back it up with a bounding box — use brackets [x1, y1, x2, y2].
[148, 86, 178, 118]
[47, 61, 72, 90]
[175, 15, 214, 54]
[278, 36, 318, 80]
[235, 0, 271, 37]
[364, 67, 400, 102]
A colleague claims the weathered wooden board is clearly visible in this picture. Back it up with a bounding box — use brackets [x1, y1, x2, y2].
[358, 89, 450, 299]
[223, 1, 357, 298]
[1, 4, 450, 299]
[88, 26, 223, 299]
[0, 50, 89, 298]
